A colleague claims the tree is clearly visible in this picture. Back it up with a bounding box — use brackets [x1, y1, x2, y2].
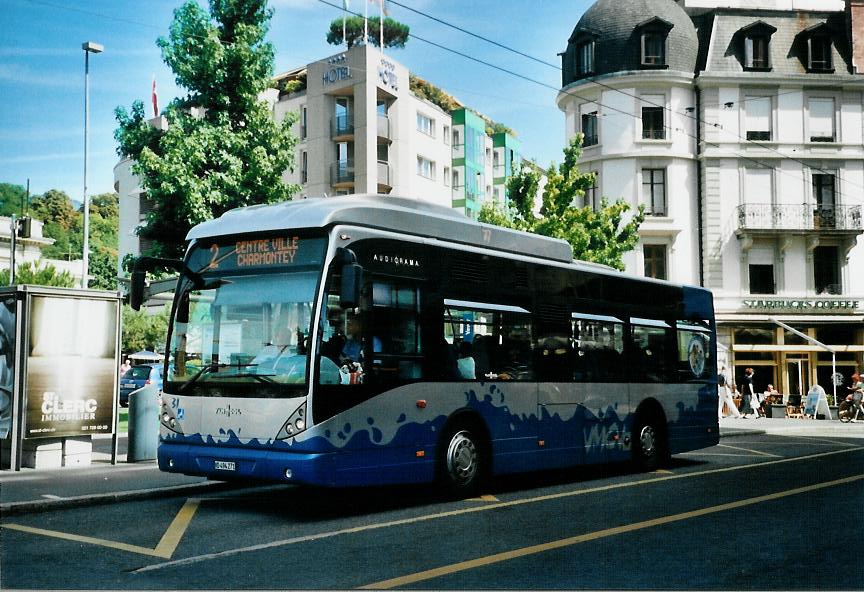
[326, 16, 410, 49]
[115, 0, 300, 259]
[0, 183, 28, 217]
[121, 304, 169, 353]
[0, 261, 75, 287]
[479, 136, 645, 271]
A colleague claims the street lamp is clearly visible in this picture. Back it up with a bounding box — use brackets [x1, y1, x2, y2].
[81, 41, 103, 289]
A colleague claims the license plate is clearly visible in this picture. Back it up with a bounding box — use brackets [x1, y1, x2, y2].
[214, 460, 236, 471]
[122, 383, 136, 389]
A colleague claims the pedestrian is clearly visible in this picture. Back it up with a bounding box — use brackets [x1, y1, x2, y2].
[717, 365, 741, 420]
[741, 367, 761, 418]
[120, 358, 131, 377]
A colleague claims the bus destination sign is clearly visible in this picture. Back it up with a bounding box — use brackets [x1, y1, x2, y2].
[193, 236, 326, 272]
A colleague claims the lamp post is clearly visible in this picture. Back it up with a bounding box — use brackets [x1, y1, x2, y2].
[81, 41, 103, 289]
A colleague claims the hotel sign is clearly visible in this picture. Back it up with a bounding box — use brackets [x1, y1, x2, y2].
[378, 58, 398, 91]
[742, 298, 860, 312]
[323, 54, 351, 86]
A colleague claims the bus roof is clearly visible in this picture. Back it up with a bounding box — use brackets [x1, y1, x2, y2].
[187, 194, 574, 264]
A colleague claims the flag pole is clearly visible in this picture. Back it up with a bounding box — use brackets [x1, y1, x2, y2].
[364, 0, 368, 45]
[379, 0, 384, 54]
[342, 0, 349, 49]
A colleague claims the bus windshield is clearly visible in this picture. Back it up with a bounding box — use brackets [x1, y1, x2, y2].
[165, 236, 326, 398]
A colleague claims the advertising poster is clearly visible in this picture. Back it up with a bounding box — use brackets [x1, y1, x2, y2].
[0, 297, 15, 439]
[24, 296, 118, 439]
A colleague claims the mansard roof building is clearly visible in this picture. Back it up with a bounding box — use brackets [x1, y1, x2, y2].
[558, 0, 863, 396]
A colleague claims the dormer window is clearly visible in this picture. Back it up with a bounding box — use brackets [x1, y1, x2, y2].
[577, 40, 595, 76]
[797, 23, 835, 73]
[739, 21, 776, 71]
[808, 35, 833, 72]
[642, 31, 666, 65]
[637, 17, 672, 68]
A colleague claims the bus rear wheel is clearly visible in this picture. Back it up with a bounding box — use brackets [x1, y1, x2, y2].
[438, 425, 486, 498]
[631, 413, 668, 472]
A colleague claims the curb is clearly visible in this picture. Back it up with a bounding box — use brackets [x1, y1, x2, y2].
[0, 480, 240, 517]
[719, 428, 766, 438]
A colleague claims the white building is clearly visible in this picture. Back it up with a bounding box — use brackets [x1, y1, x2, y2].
[0, 217, 81, 284]
[559, 0, 864, 395]
[115, 44, 525, 270]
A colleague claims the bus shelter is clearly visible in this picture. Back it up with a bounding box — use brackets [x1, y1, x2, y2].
[0, 286, 122, 470]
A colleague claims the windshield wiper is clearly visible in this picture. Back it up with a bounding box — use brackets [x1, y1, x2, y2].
[175, 361, 263, 393]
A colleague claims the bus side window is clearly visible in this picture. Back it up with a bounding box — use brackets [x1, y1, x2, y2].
[629, 318, 672, 382]
[572, 314, 624, 382]
[369, 281, 423, 382]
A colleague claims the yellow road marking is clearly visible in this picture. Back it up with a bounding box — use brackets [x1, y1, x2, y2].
[134, 445, 863, 573]
[718, 443, 782, 458]
[466, 495, 500, 502]
[360, 473, 864, 590]
[2, 498, 200, 559]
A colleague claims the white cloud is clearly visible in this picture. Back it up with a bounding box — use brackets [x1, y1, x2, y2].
[0, 64, 79, 89]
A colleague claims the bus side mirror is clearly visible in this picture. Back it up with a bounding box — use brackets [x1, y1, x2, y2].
[340, 262, 363, 309]
[130, 268, 146, 311]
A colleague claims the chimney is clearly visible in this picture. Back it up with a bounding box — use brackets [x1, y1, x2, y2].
[849, 0, 864, 73]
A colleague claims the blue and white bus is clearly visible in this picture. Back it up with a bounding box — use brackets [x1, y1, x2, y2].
[132, 195, 718, 496]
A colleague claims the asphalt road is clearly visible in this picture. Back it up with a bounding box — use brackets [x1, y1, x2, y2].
[3, 432, 863, 590]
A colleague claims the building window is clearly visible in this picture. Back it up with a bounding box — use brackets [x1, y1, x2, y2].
[301, 106, 308, 140]
[301, 151, 308, 184]
[581, 111, 598, 146]
[745, 96, 771, 141]
[444, 166, 451, 187]
[417, 155, 435, 179]
[641, 31, 667, 66]
[585, 172, 599, 210]
[745, 35, 771, 70]
[814, 246, 840, 294]
[641, 95, 665, 140]
[808, 36, 833, 72]
[452, 128, 461, 146]
[808, 98, 835, 142]
[749, 264, 775, 294]
[577, 40, 595, 75]
[443, 125, 450, 145]
[745, 168, 773, 203]
[813, 173, 836, 228]
[643, 245, 667, 280]
[417, 112, 435, 137]
[642, 168, 666, 216]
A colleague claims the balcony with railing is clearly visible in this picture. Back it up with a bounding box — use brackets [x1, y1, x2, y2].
[377, 114, 391, 143]
[377, 160, 391, 192]
[452, 143, 465, 159]
[331, 114, 354, 140]
[330, 159, 354, 187]
[737, 204, 863, 233]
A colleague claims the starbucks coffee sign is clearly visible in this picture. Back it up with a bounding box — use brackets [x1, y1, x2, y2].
[742, 298, 860, 312]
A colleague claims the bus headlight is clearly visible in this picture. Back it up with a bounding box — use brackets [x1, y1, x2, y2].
[276, 403, 307, 440]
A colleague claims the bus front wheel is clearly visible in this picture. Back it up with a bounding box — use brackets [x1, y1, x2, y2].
[438, 424, 486, 498]
[631, 413, 668, 472]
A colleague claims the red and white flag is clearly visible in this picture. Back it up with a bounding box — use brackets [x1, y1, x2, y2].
[151, 76, 159, 117]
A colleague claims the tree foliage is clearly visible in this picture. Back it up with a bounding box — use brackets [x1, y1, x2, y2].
[115, 0, 299, 259]
[0, 183, 28, 217]
[0, 260, 75, 287]
[326, 16, 410, 49]
[121, 304, 170, 354]
[479, 136, 645, 271]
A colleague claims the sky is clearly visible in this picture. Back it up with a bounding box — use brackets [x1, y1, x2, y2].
[0, 0, 593, 204]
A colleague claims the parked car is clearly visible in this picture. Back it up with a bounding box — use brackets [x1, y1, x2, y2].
[119, 363, 164, 407]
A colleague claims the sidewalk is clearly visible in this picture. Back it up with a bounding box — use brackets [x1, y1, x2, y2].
[2, 417, 863, 516]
